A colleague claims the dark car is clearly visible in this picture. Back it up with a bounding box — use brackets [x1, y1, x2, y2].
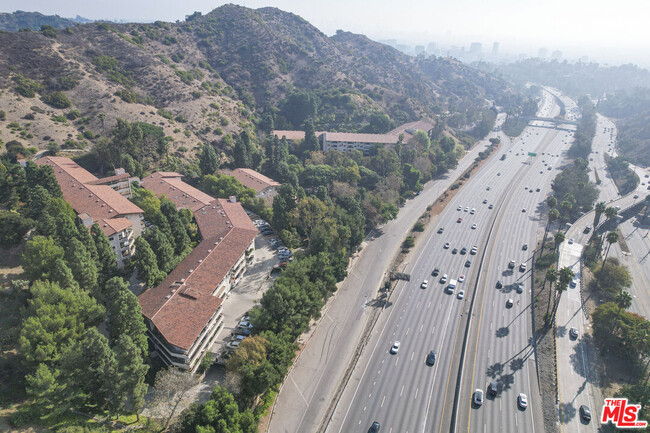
[369, 421, 381, 432]
[522, 244, 528, 250]
[438, 227, 444, 234]
[580, 405, 591, 422]
[488, 381, 498, 397]
[452, 248, 458, 254]
[432, 268, 440, 276]
[460, 247, 467, 255]
[426, 350, 437, 366]
[496, 280, 503, 289]
[465, 260, 471, 268]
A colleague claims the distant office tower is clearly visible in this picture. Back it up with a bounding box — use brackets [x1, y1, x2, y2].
[470, 42, 482, 53]
[415, 45, 425, 55]
[551, 50, 562, 60]
[427, 42, 437, 53]
[492, 42, 500, 55]
[538, 48, 548, 58]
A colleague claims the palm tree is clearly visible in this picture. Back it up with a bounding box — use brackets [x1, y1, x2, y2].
[602, 231, 620, 269]
[594, 201, 607, 227]
[554, 232, 565, 252]
[545, 268, 558, 316]
[552, 267, 575, 321]
[610, 290, 633, 334]
[542, 208, 560, 253]
[604, 206, 619, 222]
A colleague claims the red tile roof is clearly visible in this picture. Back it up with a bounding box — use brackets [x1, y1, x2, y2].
[228, 168, 280, 193]
[36, 156, 143, 236]
[387, 120, 434, 137]
[86, 173, 132, 185]
[323, 131, 398, 144]
[141, 172, 214, 212]
[138, 179, 257, 351]
[272, 130, 309, 141]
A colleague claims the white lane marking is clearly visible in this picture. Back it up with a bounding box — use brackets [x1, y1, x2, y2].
[415, 387, 419, 400]
[395, 357, 399, 366]
[381, 395, 385, 407]
[420, 324, 424, 333]
[401, 385, 405, 397]
[411, 351, 415, 361]
[428, 302, 431, 309]
[406, 327, 410, 336]
[416, 302, 420, 309]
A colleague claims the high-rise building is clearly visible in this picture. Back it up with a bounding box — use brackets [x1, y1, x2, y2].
[492, 42, 500, 55]
[551, 50, 563, 60]
[427, 42, 438, 54]
[415, 45, 425, 55]
[470, 42, 482, 53]
[538, 48, 548, 58]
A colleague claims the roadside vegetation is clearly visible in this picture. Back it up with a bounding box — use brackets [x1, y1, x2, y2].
[604, 154, 640, 195]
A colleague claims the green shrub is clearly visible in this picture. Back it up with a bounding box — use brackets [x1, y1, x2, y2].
[41, 91, 71, 108]
[66, 109, 81, 120]
[536, 252, 558, 268]
[413, 222, 425, 232]
[0, 110, 6, 120]
[40, 25, 57, 38]
[403, 237, 415, 248]
[12, 74, 42, 98]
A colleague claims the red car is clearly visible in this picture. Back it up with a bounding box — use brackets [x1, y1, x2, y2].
[457, 217, 463, 223]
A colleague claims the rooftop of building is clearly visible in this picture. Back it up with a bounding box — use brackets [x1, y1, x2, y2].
[140, 172, 215, 213]
[227, 168, 280, 193]
[36, 156, 143, 236]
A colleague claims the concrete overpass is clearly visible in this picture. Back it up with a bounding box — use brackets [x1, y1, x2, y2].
[524, 116, 578, 126]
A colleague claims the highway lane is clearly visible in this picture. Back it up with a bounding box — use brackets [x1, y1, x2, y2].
[270, 113, 511, 433]
[459, 92, 575, 433]
[329, 90, 563, 433]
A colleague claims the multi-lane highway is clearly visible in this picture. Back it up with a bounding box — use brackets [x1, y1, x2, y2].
[327, 90, 576, 433]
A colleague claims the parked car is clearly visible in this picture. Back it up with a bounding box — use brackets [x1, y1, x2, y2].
[580, 405, 592, 422]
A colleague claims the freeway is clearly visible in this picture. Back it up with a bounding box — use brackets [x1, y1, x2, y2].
[327, 90, 571, 433]
[267, 113, 508, 433]
[457, 90, 575, 433]
[555, 105, 650, 432]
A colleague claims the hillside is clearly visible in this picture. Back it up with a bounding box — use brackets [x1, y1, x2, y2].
[0, 10, 89, 31]
[0, 4, 522, 169]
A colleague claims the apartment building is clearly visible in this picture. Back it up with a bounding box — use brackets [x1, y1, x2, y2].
[36, 156, 144, 268]
[139, 173, 257, 371]
[227, 168, 280, 204]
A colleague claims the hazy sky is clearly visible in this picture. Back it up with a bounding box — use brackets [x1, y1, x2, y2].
[3, 0, 650, 65]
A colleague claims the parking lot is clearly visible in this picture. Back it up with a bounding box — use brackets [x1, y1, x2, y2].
[209, 217, 289, 361]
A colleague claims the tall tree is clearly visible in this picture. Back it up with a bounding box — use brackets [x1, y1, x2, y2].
[234, 131, 253, 168]
[594, 201, 607, 227]
[160, 200, 190, 255]
[50, 258, 80, 291]
[144, 227, 175, 273]
[554, 231, 565, 251]
[552, 267, 574, 321]
[150, 368, 200, 431]
[199, 143, 220, 176]
[302, 118, 319, 156]
[104, 277, 149, 358]
[25, 363, 68, 418]
[611, 290, 633, 334]
[132, 237, 165, 287]
[64, 238, 98, 292]
[545, 268, 558, 318]
[21, 236, 64, 281]
[111, 334, 149, 419]
[91, 223, 117, 283]
[602, 231, 620, 271]
[541, 208, 559, 253]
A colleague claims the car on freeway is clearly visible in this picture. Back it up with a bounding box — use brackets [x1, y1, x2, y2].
[496, 280, 503, 289]
[524, 186, 528, 190]
[506, 299, 514, 308]
[457, 205, 462, 211]
[522, 244, 528, 250]
[548, 166, 552, 170]
[584, 226, 592, 234]
[518, 393, 528, 409]
[369, 421, 381, 433]
[580, 405, 592, 422]
[421, 280, 428, 289]
[508, 260, 515, 269]
[425, 350, 437, 366]
[471, 223, 477, 229]
[522, 208, 526, 212]
[464, 207, 469, 212]
[460, 246, 467, 254]
[457, 217, 463, 223]
[473, 389, 484, 406]
[432, 268, 440, 276]
[529, 189, 533, 193]
[483, 199, 488, 204]
[470, 208, 476, 214]
[390, 341, 400, 354]
[465, 260, 471, 268]
[497, 172, 501, 176]
[452, 248, 458, 254]
[458, 275, 465, 283]
[569, 327, 579, 339]
[536, 188, 541, 192]
[488, 204, 494, 209]
[488, 381, 498, 397]
[444, 242, 450, 249]
[516, 283, 524, 293]
[440, 274, 448, 284]
[470, 246, 477, 255]
[457, 290, 465, 299]
[520, 263, 527, 272]
[438, 227, 444, 234]
[568, 238, 574, 244]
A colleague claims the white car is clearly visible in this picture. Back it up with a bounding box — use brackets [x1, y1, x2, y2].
[470, 208, 476, 215]
[390, 341, 400, 354]
[471, 223, 477, 229]
[518, 393, 528, 409]
[464, 207, 469, 212]
[568, 238, 574, 244]
[473, 389, 484, 406]
[421, 280, 429, 289]
[457, 290, 465, 299]
[458, 275, 465, 283]
[457, 205, 462, 211]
